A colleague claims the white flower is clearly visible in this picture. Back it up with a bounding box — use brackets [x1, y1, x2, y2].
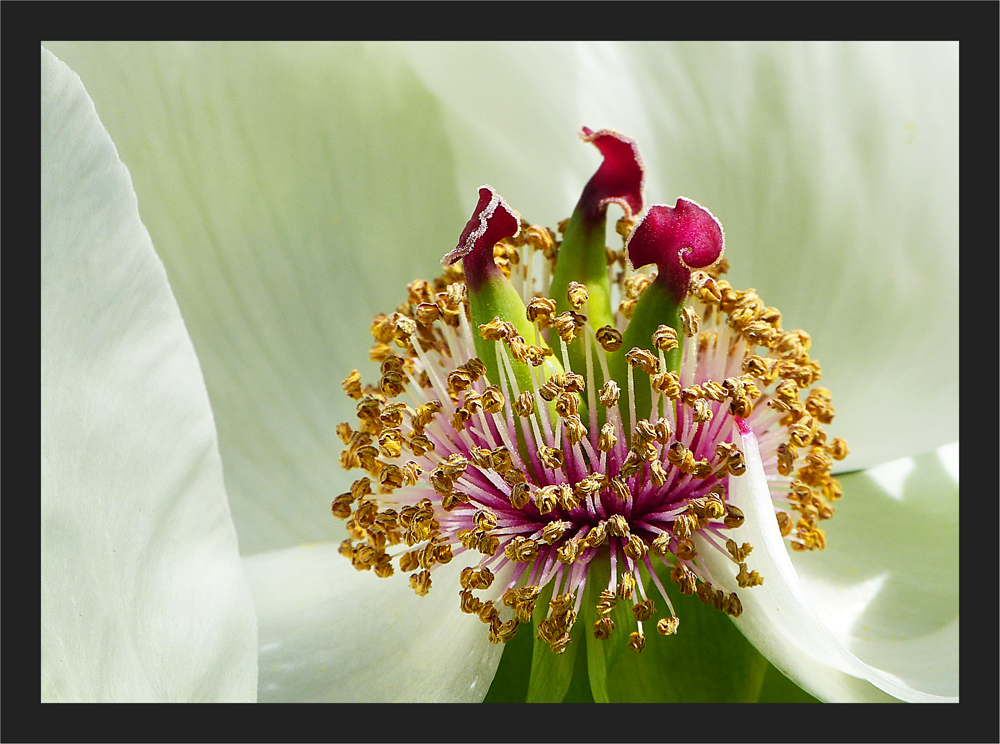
[41, 42, 957, 703]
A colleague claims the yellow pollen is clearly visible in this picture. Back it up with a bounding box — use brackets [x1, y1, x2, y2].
[595, 325, 624, 352]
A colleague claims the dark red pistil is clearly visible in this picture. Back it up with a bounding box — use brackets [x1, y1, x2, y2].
[626, 199, 725, 305]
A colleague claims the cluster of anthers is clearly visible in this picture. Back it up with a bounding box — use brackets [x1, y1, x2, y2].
[333, 127, 848, 655]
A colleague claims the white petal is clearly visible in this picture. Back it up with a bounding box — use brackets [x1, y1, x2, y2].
[791, 442, 959, 697]
[695, 423, 956, 702]
[44, 42, 467, 555]
[244, 544, 504, 702]
[41, 47, 257, 702]
[402, 41, 959, 469]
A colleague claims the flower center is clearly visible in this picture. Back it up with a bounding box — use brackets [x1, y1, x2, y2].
[332, 129, 848, 655]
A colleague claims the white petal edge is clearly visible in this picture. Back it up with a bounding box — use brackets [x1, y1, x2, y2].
[41, 47, 257, 702]
[244, 544, 504, 702]
[695, 422, 957, 703]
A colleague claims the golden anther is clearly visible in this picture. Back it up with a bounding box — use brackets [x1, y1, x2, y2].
[670, 564, 697, 596]
[379, 370, 406, 398]
[560, 373, 586, 394]
[650, 532, 672, 557]
[649, 460, 668, 487]
[557, 483, 581, 511]
[509, 482, 530, 509]
[598, 422, 619, 453]
[481, 385, 505, 414]
[538, 445, 564, 469]
[599, 380, 621, 407]
[549, 632, 572, 655]
[447, 368, 473, 393]
[413, 301, 441, 326]
[625, 347, 659, 375]
[491, 446, 513, 473]
[726, 449, 746, 476]
[736, 562, 764, 588]
[479, 533, 500, 557]
[555, 392, 579, 418]
[585, 521, 608, 548]
[666, 441, 689, 467]
[406, 278, 434, 305]
[525, 344, 553, 367]
[541, 520, 571, 545]
[624, 534, 648, 561]
[336, 421, 355, 446]
[651, 371, 682, 398]
[429, 469, 454, 497]
[487, 616, 518, 645]
[538, 377, 561, 402]
[616, 214, 636, 242]
[478, 316, 513, 342]
[674, 538, 696, 561]
[514, 391, 535, 417]
[450, 408, 471, 432]
[776, 443, 798, 476]
[533, 485, 559, 515]
[726, 539, 753, 562]
[723, 504, 745, 529]
[692, 398, 713, 423]
[618, 298, 637, 320]
[477, 600, 499, 625]
[566, 281, 589, 310]
[330, 494, 353, 520]
[394, 549, 417, 573]
[458, 588, 483, 615]
[723, 592, 743, 618]
[657, 616, 680, 636]
[508, 335, 530, 364]
[652, 324, 679, 352]
[609, 476, 630, 502]
[467, 446, 493, 470]
[827, 437, 849, 461]
[632, 598, 656, 622]
[563, 415, 587, 445]
[593, 617, 615, 640]
[680, 306, 700, 337]
[596, 589, 618, 616]
[595, 325, 624, 352]
[473, 508, 499, 531]
[704, 489, 726, 519]
[691, 269, 722, 304]
[628, 631, 646, 653]
[575, 473, 607, 498]
[557, 538, 583, 564]
[460, 565, 495, 591]
[549, 593, 575, 615]
[618, 449, 644, 478]
[379, 464, 404, 491]
[554, 311, 587, 344]
[377, 428, 404, 458]
[526, 296, 558, 326]
[392, 315, 417, 346]
[342, 369, 363, 400]
[406, 433, 434, 457]
[606, 514, 629, 538]
[618, 572, 636, 600]
[503, 468, 527, 487]
[701, 380, 728, 403]
[409, 570, 432, 597]
[623, 273, 652, 300]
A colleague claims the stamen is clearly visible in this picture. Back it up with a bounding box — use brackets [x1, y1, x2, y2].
[333, 132, 846, 664]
